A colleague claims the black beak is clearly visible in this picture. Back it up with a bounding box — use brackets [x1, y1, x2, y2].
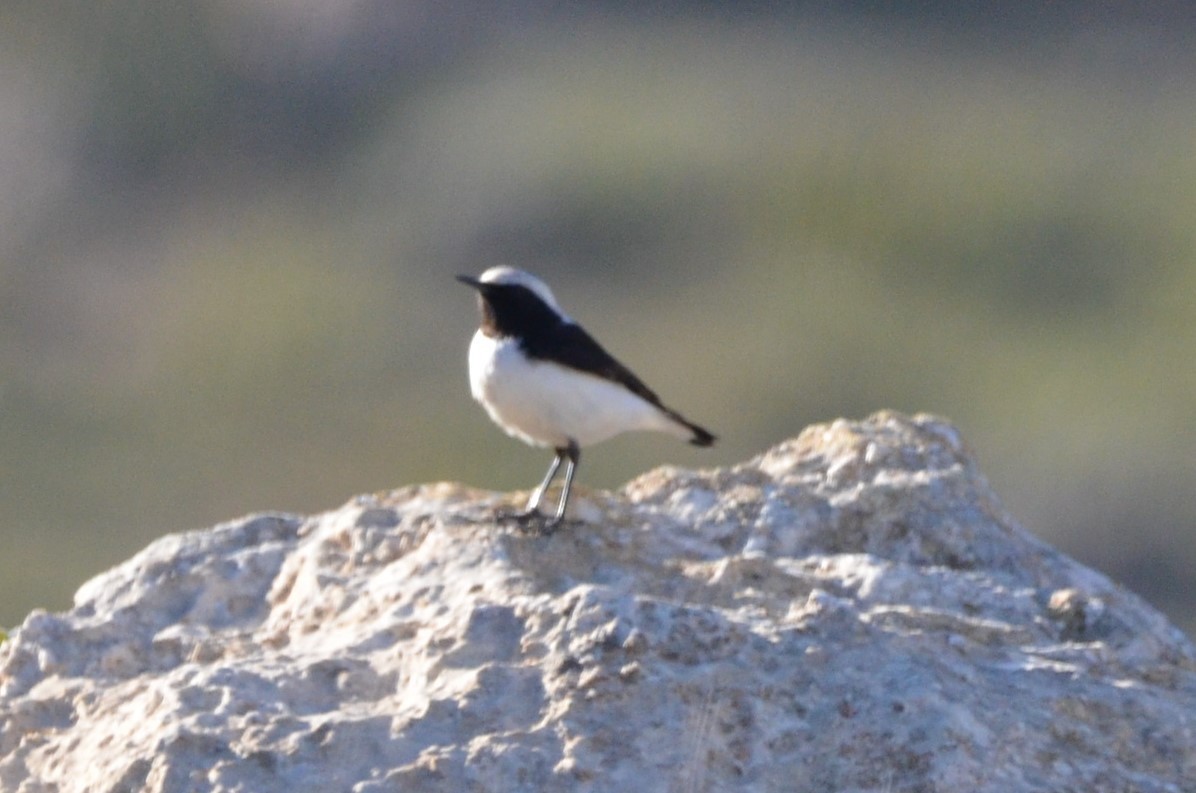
[456, 274, 483, 290]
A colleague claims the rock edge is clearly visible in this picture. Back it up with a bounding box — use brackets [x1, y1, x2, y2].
[2, 411, 1194, 792]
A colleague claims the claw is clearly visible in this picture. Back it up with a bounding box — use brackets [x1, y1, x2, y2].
[494, 508, 574, 536]
[496, 508, 547, 533]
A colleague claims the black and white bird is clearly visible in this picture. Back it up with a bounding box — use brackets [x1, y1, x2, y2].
[457, 266, 715, 530]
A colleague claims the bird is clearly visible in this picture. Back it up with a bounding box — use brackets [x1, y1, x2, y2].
[457, 266, 715, 531]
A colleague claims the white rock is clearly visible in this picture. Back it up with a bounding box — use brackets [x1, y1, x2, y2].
[2, 412, 1194, 792]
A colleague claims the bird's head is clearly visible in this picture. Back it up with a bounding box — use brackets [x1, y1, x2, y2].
[456, 266, 563, 313]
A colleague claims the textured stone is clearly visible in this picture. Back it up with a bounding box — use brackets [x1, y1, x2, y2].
[2, 412, 1194, 792]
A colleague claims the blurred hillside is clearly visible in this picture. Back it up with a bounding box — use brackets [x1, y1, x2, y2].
[1, 3, 1194, 636]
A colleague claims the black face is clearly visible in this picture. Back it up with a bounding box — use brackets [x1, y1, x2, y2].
[463, 281, 563, 340]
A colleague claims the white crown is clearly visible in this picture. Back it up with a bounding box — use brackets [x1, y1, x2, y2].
[478, 266, 565, 315]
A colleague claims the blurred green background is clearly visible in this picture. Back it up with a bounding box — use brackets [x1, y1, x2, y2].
[2, 4, 1193, 637]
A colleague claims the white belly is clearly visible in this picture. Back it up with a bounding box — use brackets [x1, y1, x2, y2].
[468, 332, 682, 449]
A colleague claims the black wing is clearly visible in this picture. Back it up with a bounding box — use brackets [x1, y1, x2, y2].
[521, 320, 665, 408]
[520, 318, 717, 447]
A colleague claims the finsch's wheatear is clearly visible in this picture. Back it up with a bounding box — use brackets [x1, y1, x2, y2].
[457, 266, 715, 530]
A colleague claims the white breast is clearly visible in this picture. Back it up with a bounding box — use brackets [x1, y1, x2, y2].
[468, 331, 684, 449]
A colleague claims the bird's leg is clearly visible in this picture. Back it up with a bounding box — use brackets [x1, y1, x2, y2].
[509, 450, 563, 523]
[525, 451, 564, 513]
[544, 440, 580, 532]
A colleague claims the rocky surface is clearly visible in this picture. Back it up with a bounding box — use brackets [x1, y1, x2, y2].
[2, 411, 1195, 793]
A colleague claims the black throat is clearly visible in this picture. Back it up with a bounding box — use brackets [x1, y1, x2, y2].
[477, 284, 565, 344]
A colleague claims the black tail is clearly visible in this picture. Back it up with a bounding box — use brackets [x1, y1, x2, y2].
[663, 406, 715, 447]
[688, 424, 716, 447]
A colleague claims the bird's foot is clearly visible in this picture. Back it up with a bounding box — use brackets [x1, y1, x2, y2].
[496, 506, 541, 523]
[496, 508, 548, 532]
[496, 509, 571, 536]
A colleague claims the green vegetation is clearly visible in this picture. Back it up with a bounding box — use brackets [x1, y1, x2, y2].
[1, 11, 1194, 635]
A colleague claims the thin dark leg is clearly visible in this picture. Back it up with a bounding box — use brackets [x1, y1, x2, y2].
[547, 440, 580, 528]
[523, 451, 564, 515]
